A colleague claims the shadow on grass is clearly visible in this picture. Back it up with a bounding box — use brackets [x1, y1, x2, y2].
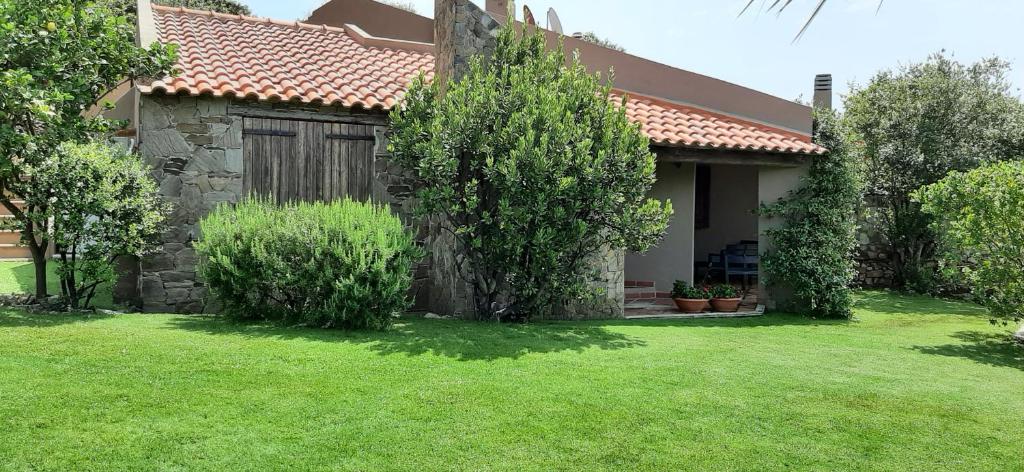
[3, 262, 39, 294]
[0, 309, 114, 328]
[603, 313, 853, 329]
[912, 330, 1024, 371]
[854, 290, 986, 317]
[0, 261, 115, 309]
[167, 315, 646, 361]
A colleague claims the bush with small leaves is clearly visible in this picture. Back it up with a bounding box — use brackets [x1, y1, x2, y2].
[671, 281, 709, 300]
[915, 161, 1024, 326]
[196, 198, 423, 330]
[24, 141, 165, 309]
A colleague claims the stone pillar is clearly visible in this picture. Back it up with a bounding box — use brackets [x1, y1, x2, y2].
[555, 246, 625, 320]
[434, 0, 500, 91]
[428, 0, 501, 317]
[132, 95, 243, 313]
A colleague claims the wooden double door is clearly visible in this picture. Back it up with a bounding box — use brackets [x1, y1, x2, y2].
[242, 117, 376, 203]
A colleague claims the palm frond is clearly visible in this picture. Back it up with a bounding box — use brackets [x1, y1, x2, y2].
[793, 0, 827, 43]
[740, 0, 885, 42]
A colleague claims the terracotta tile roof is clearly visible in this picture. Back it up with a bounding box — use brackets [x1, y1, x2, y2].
[141, 6, 824, 155]
[615, 93, 825, 154]
[141, 5, 435, 110]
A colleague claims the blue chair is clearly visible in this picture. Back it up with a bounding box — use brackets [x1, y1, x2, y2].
[724, 245, 758, 289]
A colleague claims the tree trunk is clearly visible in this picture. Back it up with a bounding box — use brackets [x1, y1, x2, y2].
[28, 242, 47, 299]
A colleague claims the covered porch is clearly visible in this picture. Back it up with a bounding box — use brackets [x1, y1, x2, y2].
[624, 147, 809, 316]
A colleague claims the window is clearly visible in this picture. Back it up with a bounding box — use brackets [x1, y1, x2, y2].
[695, 164, 710, 229]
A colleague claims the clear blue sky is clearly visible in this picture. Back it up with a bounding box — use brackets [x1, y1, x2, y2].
[245, 0, 1023, 106]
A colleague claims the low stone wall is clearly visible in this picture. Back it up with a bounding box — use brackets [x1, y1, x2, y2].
[554, 247, 626, 320]
[854, 206, 895, 288]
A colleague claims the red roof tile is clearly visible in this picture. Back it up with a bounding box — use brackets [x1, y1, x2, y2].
[141, 6, 824, 155]
[141, 5, 434, 110]
[615, 93, 824, 154]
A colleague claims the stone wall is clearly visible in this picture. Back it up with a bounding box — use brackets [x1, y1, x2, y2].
[433, 0, 499, 90]
[554, 247, 626, 320]
[126, 95, 428, 313]
[426, 0, 501, 317]
[854, 205, 895, 288]
[135, 95, 242, 313]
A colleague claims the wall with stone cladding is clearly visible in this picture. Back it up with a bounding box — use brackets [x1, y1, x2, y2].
[426, 0, 501, 317]
[854, 205, 895, 288]
[553, 247, 626, 320]
[135, 95, 241, 313]
[126, 95, 429, 313]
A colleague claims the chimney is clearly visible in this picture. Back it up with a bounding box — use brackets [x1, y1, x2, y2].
[813, 73, 832, 110]
[434, 0, 501, 94]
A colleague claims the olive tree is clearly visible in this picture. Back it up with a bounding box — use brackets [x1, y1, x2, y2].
[915, 161, 1024, 327]
[0, 0, 175, 298]
[844, 53, 1024, 292]
[389, 25, 672, 320]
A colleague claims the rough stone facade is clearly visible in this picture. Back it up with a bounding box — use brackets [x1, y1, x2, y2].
[554, 247, 626, 320]
[854, 205, 895, 288]
[433, 0, 499, 90]
[425, 0, 501, 317]
[125, 95, 430, 313]
[134, 95, 242, 313]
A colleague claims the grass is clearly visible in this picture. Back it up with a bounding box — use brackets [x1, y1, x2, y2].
[0, 260, 113, 308]
[0, 292, 1021, 470]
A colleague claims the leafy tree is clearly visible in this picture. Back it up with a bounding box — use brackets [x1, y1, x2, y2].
[389, 24, 672, 320]
[0, 0, 175, 298]
[844, 53, 1024, 292]
[760, 110, 863, 319]
[115, 0, 251, 16]
[576, 32, 625, 52]
[26, 142, 165, 309]
[915, 161, 1024, 327]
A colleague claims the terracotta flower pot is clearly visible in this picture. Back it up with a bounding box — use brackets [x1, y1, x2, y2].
[673, 298, 708, 313]
[710, 297, 742, 313]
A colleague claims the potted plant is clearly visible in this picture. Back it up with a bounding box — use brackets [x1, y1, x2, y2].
[671, 281, 709, 313]
[709, 284, 742, 312]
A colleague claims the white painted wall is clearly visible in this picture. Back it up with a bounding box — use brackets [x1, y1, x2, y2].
[693, 164, 760, 265]
[757, 163, 810, 309]
[625, 161, 695, 292]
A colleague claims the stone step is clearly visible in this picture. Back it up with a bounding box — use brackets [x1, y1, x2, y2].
[624, 280, 655, 288]
[0, 231, 21, 245]
[0, 243, 32, 259]
[625, 286, 658, 300]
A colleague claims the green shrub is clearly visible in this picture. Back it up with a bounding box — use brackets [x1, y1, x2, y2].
[915, 161, 1024, 325]
[195, 198, 423, 330]
[671, 281, 709, 300]
[24, 142, 165, 309]
[709, 284, 739, 299]
[389, 22, 671, 320]
[760, 110, 863, 319]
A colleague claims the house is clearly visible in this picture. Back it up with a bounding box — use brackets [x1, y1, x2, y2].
[110, 0, 828, 317]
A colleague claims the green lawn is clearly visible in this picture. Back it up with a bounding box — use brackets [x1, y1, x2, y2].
[0, 292, 1021, 470]
[0, 260, 113, 308]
